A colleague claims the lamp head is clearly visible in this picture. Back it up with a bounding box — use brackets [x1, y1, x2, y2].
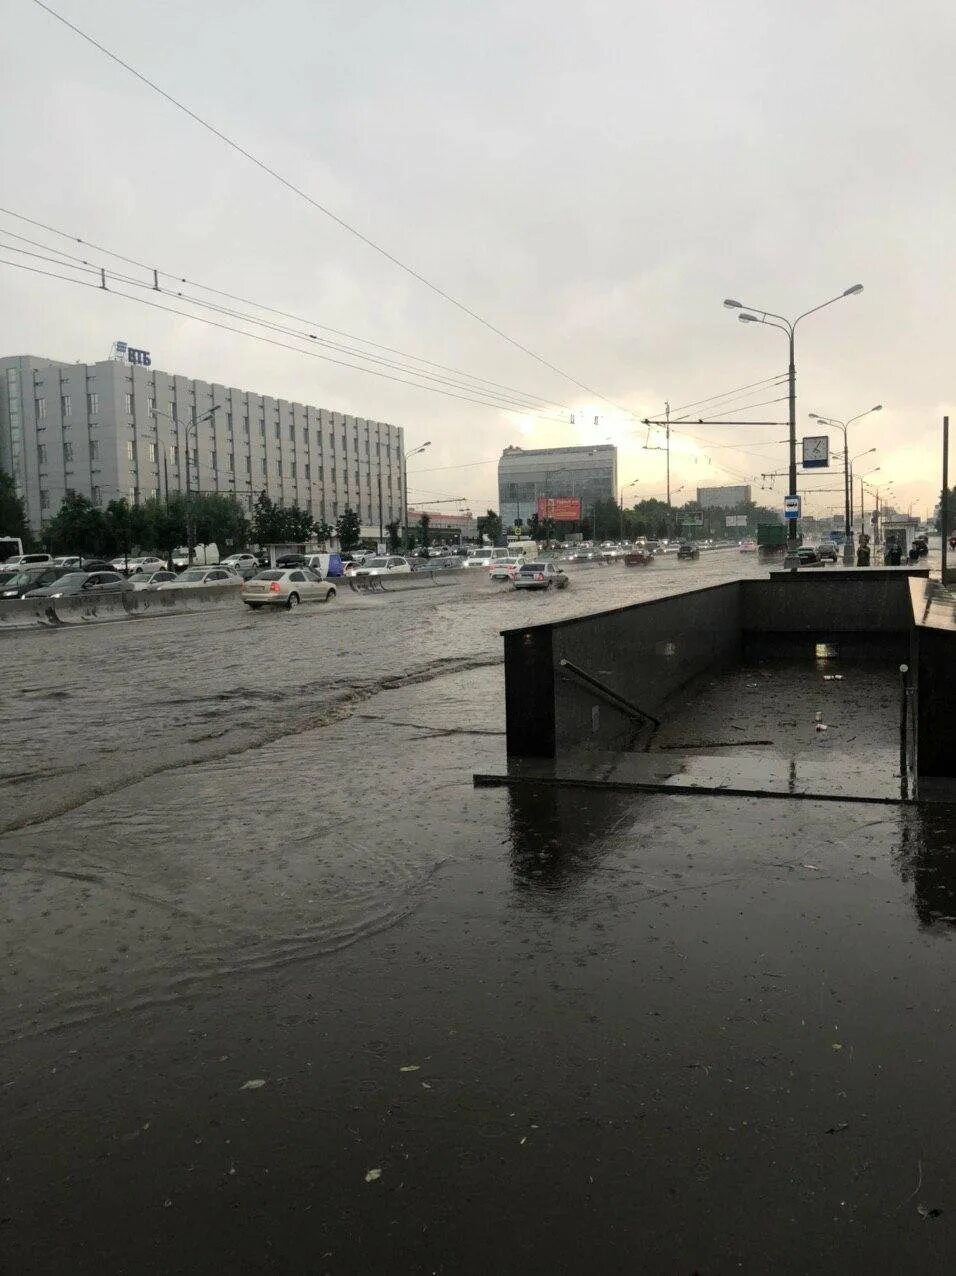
[843, 284, 864, 296]
[872, 404, 882, 412]
[738, 312, 760, 323]
[723, 299, 743, 309]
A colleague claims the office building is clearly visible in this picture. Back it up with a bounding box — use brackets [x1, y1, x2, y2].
[0, 352, 407, 536]
[406, 508, 478, 542]
[498, 444, 617, 528]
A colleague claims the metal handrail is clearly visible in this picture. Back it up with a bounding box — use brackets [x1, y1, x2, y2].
[558, 659, 661, 727]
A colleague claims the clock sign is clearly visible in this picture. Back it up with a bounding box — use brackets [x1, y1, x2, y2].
[802, 434, 829, 469]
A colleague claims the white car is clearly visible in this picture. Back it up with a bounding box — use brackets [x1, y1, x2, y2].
[241, 568, 337, 609]
[129, 569, 179, 590]
[220, 553, 260, 579]
[463, 549, 513, 569]
[488, 557, 523, 581]
[112, 555, 166, 575]
[157, 567, 238, 589]
[514, 561, 569, 591]
[358, 556, 412, 576]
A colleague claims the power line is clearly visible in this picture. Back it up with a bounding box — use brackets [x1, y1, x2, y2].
[0, 230, 570, 420]
[31, 0, 634, 411]
[0, 256, 580, 418]
[0, 209, 573, 414]
[644, 374, 787, 422]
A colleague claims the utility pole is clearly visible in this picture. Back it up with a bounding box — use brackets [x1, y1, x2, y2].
[664, 400, 671, 507]
[942, 416, 950, 583]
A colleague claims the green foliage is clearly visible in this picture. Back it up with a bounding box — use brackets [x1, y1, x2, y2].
[418, 512, 431, 547]
[386, 519, 401, 552]
[476, 508, 502, 545]
[44, 493, 107, 556]
[0, 470, 30, 545]
[336, 507, 362, 552]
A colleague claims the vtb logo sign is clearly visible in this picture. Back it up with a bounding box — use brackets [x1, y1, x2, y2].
[127, 347, 152, 367]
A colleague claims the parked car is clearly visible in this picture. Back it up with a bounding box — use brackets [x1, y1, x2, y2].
[358, 556, 412, 576]
[53, 556, 83, 569]
[489, 557, 523, 580]
[220, 553, 261, 579]
[128, 570, 179, 590]
[514, 561, 569, 590]
[24, 570, 131, 598]
[677, 542, 700, 560]
[241, 569, 337, 609]
[815, 542, 839, 563]
[1, 565, 71, 598]
[111, 555, 166, 575]
[157, 567, 238, 589]
[274, 553, 309, 568]
[3, 553, 53, 569]
[795, 546, 822, 566]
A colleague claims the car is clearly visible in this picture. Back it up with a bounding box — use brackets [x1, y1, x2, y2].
[677, 542, 700, 560]
[24, 570, 131, 598]
[241, 568, 337, 609]
[128, 570, 179, 590]
[514, 561, 569, 590]
[220, 553, 261, 579]
[795, 546, 822, 566]
[273, 553, 309, 569]
[2, 553, 53, 569]
[1, 565, 72, 598]
[157, 567, 238, 589]
[111, 555, 166, 575]
[488, 557, 523, 580]
[53, 555, 83, 569]
[358, 556, 412, 576]
[815, 543, 839, 563]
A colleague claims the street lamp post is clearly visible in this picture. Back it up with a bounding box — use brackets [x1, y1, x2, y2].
[809, 406, 882, 564]
[153, 403, 221, 563]
[402, 441, 431, 549]
[620, 478, 639, 540]
[724, 284, 864, 559]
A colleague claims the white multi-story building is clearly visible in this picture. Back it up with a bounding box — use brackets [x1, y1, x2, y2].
[497, 443, 617, 528]
[0, 352, 407, 536]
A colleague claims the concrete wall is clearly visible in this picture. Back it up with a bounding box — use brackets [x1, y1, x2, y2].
[503, 582, 741, 758]
[908, 578, 956, 785]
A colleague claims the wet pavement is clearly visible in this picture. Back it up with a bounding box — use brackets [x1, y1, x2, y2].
[2, 552, 955, 1273]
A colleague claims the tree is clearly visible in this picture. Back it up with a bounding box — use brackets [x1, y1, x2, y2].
[418, 512, 431, 548]
[44, 493, 107, 557]
[386, 519, 401, 552]
[527, 511, 541, 539]
[278, 503, 315, 543]
[0, 470, 30, 546]
[252, 492, 284, 546]
[313, 517, 335, 546]
[476, 508, 502, 545]
[336, 506, 361, 552]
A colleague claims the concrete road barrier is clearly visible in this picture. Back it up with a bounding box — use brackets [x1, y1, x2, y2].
[49, 593, 131, 624]
[0, 598, 60, 629]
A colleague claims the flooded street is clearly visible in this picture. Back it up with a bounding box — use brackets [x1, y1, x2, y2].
[3, 553, 954, 1274]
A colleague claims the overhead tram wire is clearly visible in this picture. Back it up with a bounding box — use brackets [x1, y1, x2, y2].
[0, 211, 572, 415]
[0, 244, 571, 421]
[31, 1, 639, 415]
[0, 256, 581, 418]
[643, 374, 788, 422]
[0, 228, 570, 418]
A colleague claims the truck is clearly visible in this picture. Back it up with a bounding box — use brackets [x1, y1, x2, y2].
[0, 536, 24, 564]
[756, 523, 786, 557]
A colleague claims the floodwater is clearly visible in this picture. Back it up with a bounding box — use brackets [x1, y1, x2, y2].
[3, 552, 954, 1274]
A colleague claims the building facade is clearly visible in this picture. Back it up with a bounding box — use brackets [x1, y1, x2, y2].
[0, 353, 407, 536]
[497, 444, 617, 528]
[406, 508, 478, 542]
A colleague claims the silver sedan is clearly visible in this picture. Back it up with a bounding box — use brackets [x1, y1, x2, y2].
[241, 568, 337, 610]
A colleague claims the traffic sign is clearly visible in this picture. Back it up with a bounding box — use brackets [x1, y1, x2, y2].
[783, 494, 801, 521]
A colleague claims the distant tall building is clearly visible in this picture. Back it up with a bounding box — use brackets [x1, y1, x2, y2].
[498, 444, 617, 527]
[0, 352, 407, 535]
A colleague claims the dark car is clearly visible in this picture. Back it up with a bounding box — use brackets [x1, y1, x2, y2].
[274, 553, 308, 568]
[795, 546, 822, 566]
[677, 542, 700, 560]
[76, 559, 116, 572]
[0, 565, 71, 598]
[816, 543, 839, 563]
[24, 570, 131, 598]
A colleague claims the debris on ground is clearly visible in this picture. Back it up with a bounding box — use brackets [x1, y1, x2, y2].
[240, 1078, 267, 1091]
[399, 1064, 420, 1073]
[365, 1168, 382, 1183]
[916, 1204, 942, 1219]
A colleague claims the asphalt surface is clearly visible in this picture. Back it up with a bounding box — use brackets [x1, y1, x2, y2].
[2, 550, 954, 1273]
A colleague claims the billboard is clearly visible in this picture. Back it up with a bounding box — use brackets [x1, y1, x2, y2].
[725, 514, 748, 527]
[697, 484, 751, 509]
[537, 496, 581, 522]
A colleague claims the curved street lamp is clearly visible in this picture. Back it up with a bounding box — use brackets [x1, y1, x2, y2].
[723, 285, 864, 553]
[401, 441, 431, 546]
[809, 405, 882, 561]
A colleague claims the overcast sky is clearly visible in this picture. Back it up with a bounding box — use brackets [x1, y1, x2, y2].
[2, 0, 952, 520]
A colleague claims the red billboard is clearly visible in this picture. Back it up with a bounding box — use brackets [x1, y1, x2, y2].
[537, 496, 581, 522]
